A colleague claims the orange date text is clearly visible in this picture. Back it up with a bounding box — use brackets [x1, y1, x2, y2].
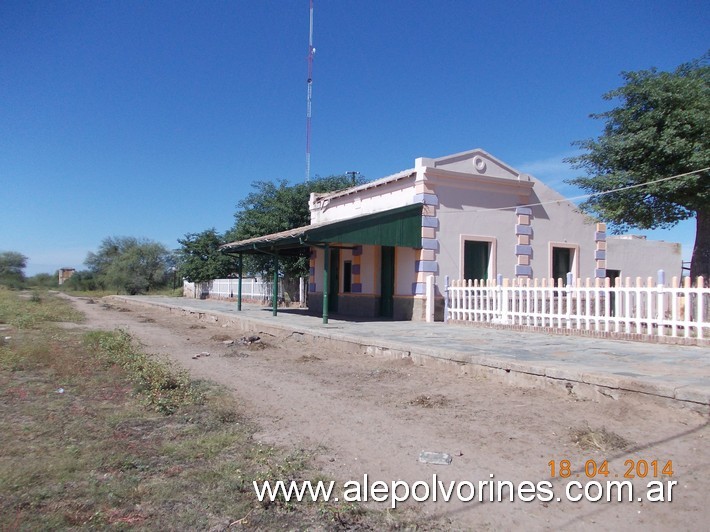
[548, 459, 673, 479]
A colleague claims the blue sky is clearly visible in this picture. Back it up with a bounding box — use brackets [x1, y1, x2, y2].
[1, 1, 707, 276]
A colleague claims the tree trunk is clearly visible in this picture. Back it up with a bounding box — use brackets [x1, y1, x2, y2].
[690, 207, 710, 283]
[282, 274, 301, 304]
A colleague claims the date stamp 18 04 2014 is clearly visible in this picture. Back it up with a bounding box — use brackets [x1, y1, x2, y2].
[548, 459, 674, 479]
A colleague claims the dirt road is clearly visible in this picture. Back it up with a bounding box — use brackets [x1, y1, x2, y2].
[69, 295, 709, 530]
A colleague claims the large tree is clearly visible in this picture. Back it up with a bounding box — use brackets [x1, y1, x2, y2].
[0, 251, 28, 288]
[566, 53, 710, 279]
[225, 174, 367, 280]
[177, 228, 235, 283]
[85, 236, 171, 294]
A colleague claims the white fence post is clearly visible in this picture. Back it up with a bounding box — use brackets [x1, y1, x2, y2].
[501, 276, 510, 325]
[444, 275, 450, 323]
[698, 276, 706, 340]
[657, 270, 665, 337]
[565, 272, 574, 330]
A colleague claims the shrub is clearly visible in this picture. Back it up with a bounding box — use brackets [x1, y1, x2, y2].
[84, 330, 202, 414]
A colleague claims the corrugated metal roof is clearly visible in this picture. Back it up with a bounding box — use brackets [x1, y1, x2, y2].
[221, 203, 423, 254]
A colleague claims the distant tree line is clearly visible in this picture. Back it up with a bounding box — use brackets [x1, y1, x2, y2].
[66, 236, 176, 294]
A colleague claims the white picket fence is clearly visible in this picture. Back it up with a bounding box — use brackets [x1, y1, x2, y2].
[183, 278, 282, 301]
[445, 272, 709, 343]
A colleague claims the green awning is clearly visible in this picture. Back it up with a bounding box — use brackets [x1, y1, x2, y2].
[221, 203, 423, 254]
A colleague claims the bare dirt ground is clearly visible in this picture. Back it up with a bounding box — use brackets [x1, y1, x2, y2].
[67, 295, 709, 530]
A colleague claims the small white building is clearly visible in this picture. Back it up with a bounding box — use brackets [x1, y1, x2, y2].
[223, 148, 681, 321]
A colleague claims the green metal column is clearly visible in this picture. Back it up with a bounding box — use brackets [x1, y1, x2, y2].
[272, 252, 279, 316]
[237, 253, 243, 311]
[322, 243, 329, 324]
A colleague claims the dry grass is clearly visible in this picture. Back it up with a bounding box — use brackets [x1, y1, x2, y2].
[296, 354, 322, 363]
[409, 394, 450, 408]
[570, 426, 631, 452]
[0, 289, 438, 530]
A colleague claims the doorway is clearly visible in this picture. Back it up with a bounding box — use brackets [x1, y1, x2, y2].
[552, 247, 572, 282]
[463, 240, 490, 281]
[328, 248, 339, 313]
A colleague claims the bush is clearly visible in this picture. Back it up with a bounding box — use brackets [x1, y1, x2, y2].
[84, 330, 202, 414]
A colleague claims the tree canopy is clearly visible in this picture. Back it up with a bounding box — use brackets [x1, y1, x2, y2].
[26, 272, 58, 289]
[225, 174, 368, 279]
[85, 236, 172, 294]
[177, 228, 235, 283]
[566, 53, 710, 278]
[0, 251, 28, 289]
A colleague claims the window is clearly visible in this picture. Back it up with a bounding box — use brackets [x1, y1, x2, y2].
[343, 261, 352, 293]
[552, 247, 571, 281]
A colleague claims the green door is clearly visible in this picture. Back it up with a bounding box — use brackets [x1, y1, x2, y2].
[463, 241, 489, 281]
[552, 247, 572, 282]
[380, 246, 395, 318]
[329, 248, 339, 313]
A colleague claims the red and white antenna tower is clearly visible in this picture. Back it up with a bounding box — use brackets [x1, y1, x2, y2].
[305, 0, 315, 181]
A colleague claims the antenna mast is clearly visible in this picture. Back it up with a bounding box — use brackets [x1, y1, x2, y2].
[305, 0, 315, 181]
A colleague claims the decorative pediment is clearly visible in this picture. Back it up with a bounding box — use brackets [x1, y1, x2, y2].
[426, 149, 527, 181]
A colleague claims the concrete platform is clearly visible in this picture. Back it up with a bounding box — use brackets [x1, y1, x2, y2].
[111, 295, 710, 409]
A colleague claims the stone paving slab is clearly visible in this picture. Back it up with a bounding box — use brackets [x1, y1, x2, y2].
[111, 296, 710, 408]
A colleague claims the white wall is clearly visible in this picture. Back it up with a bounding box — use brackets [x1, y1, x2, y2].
[522, 175, 597, 279]
[607, 237, 682, 280]
[361, 245, 377, 294]
[435, 185, 518, 279]
[429, 167, 598, 282]
[396, 246, 417, 296]
[310, 173, 416, 224]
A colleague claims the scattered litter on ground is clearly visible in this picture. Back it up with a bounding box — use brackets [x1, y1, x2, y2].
[418, 451, 452, 465]
[192, 352, 211, 359]
[56, 388, 65, 394]
[235, 336, 267, 350]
